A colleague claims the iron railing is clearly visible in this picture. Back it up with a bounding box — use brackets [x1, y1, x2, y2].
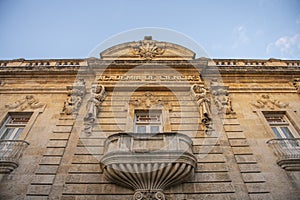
[267, 138, 300, 170]
[0, 140, 29, 173]
[267, 138, 300, 159]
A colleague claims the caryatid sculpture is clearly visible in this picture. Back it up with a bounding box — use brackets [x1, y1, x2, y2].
[190, 84, 212, 133]
[84, 83, 106, 134]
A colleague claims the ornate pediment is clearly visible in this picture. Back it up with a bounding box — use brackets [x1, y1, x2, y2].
[100, 36, 195, 60]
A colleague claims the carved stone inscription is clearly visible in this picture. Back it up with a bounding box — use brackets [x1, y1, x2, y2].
[97, 75, 200, 82]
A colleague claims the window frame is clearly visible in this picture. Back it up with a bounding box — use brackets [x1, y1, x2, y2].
[0, 110, 42, 141]
[258, 110, 300, 139]
[134, 110, 163, 134]
[0, 112, 33, 140]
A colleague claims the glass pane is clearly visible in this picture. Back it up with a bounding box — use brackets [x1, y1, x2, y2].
[280, 127, 294, 139]
[0, 128, 14, 140]
[150, 126, 159, 133]
[271, 127, 282, 138]
[137, 126, 146, 133]
[13, 128, 24, 139]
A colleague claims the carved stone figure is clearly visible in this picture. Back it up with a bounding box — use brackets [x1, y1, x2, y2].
[210, 79, 234, 115]
[190, 84, 212, 133]
[251, 94, 289, 109]
[293, 78, 300, 94]
[6, 95, 45, 110]
[62, 79, 86, 115]
[84, 84, 106, 134]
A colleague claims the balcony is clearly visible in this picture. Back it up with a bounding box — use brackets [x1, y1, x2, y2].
[0, 140, 29, 174]
[100, 132, 197, 200]
[267, 138, 300, 171]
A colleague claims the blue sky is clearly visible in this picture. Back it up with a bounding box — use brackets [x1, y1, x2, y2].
[0, 0, 299, 60]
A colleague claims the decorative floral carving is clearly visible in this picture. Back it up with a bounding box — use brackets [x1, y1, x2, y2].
[5, 95, 45, 111]
[210, 79, 234, 115]
[293, 78, 300, 94]
[131, 39, 165, 60]
[84, 83, 106, 134]
[190, 84, 212, 133]
[251, 94, 289, 110]
[62, 79, 86, 115]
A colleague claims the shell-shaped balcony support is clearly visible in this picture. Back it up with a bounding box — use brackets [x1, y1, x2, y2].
[100, 132, 197, 200]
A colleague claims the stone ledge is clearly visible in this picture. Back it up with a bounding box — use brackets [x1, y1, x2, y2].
[235, 155, 257, 164]
[26, 185, 52, 195]
[35, 165, 59, 175]
[31, 175, 56, 185]
[44, 147, 65, 156]
[242, 173, 266, 183]
[229, 139, 249, 147]
[226, 132, 246, 139]
[239, 164, 261, 173]
[39, 157, 62, 165]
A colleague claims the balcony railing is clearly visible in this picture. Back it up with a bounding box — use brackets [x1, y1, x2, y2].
[267, 138, 300, 171]
[100, 132, 197, 200]
[0, 140, 29, 174]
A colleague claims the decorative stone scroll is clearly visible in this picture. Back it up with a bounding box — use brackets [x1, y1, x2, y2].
[293, 78, 300, 94]
[251, 94, 289, 110]
[131, 37, 165, 60]
[210, 79, 234, 115]
[62, 79, 86, 115]
[190, 84, 212, 133]
[83, 83, 106, 134]
[133, 190, 165, 200]
[5, 95, 45, 111]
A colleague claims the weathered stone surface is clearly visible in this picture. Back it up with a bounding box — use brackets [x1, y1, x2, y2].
[50, 133, 70, 140]
[224, 125, 243, 132]
[196, 163, 229, 172]
[245, 182, 269, 193]
[69, 164, 102, 173]
[239, 164, 261, 173]
[242, 173, 266, 183]
[235, 155, 257, 164]
[44, 147, 65, 156]
[47, 140, 68, 148]
[53, 126, 73, 133]
[35, 165, 59, 174]
[27, 185, 52, 195]
[232, 147, 253, 155]
[31, 175, 56, 184]
[39, 156, 62, 165]
[229, 139, 249, 147]
[226, 132, 246, 139]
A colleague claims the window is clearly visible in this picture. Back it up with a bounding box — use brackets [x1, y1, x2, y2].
[263, 111, 298, 139]
[134, 110, 162, 133]
[0, 112, 32, 140]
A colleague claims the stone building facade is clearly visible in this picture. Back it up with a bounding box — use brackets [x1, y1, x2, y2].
[0, 37, 300, 200]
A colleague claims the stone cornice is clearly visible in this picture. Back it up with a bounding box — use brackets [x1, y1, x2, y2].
[0, 58, 299, 74]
